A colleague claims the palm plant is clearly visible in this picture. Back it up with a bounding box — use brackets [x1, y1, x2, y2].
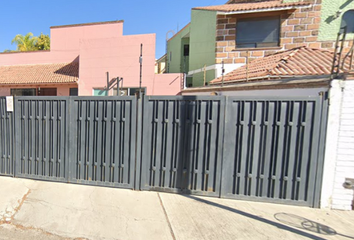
[11, 32, 38, 51]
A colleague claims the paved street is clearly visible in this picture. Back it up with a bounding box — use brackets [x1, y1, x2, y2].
[0, 176, 353, 240]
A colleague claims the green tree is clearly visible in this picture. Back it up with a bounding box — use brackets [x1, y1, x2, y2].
[34, 33, 50, 50]
[11, 32, 38, 51]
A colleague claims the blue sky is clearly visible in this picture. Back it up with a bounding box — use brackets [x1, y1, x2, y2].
[0, 0, 226, 58]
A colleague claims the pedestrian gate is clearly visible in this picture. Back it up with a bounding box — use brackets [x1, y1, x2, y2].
[0, 94, 328, 208]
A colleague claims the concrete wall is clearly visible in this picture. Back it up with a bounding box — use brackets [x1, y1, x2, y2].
[321, 79, 354, 210]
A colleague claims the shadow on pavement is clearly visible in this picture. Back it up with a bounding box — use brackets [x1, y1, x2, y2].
[183, 194, 328, 240]
[274, 213, 354, 239]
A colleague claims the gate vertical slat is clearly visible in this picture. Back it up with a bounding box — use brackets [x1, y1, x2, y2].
[262, 101, 275, 197]
[195, 101, 206, 191]
[273, 101, 287, 199]
[286, 101, 300, 200]
[239, 101, 250, 196]
[250, 101, 262, 197]
[164, 101, 173, 188]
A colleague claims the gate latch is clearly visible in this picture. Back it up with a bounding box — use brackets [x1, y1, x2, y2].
[343, 178, 354, 190]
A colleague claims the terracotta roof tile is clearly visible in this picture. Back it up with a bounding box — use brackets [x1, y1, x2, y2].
[210, 47, 345, 85]
[0, 62, 79, 85]
[193, 1, 311, 12]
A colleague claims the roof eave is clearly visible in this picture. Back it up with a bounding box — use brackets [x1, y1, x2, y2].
[216, 5, 311, 15]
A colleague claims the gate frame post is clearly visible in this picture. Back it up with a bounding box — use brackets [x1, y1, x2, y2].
[135, 95, 143, 190]
[312, 92, 329, 208]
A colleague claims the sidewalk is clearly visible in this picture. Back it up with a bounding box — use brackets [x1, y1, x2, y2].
[0, 176, 353, 240]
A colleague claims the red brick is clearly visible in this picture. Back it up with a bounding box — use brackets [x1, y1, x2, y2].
[251, 51, 264, 57]
[286, 32, 299, 37]
[225, 36, 235, 41]
[216, 53, 227, 58]
[295, 12, 307, 18]
[216, 41, 228, 47]
[300, 18, 313, 24]
[293, 37, 305, 43]
[287, 19, 300, 25]
[299, 31, 312, 37]
[280, 38, 292, 44]
[306, 36, 318, 42]
[235, 58, 246, 64]
[309, 42, 321, 48]
[307, 24, 320, 30]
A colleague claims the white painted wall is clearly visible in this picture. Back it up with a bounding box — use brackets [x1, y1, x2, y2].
[182, 87, 328, 97]
[332, 80, 354, 210]
[321, 79, 354, 210]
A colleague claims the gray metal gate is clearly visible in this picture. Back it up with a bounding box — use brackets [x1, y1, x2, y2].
[14, 97, 70, 182]
[0, 98, 14, 176]
[140, 96, 225, 197]
[221, 96, 328, 207]
[69, 97, 137, 189]
[1, 94, 328, 208]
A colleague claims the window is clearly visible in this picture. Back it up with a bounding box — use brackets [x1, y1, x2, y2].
[10, 88, 36, 96]
[70, 88, 78, 96]
[113, 87, 146, 96]
[93, 89, 108, 96]
[183, 45, 190, 56]
[236, 16, 280, 48]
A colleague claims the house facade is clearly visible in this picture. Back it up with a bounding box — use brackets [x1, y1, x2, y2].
[166, 0, 354, 87]
[0, 21, 182, 96]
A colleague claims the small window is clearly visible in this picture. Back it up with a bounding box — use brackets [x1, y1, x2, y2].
[113, 87, 146, 96]
[183, 45, 190, 56]
[236, 16, 280, 48]
[93, 88, 108, 96]
[10, 88, 36, 96]
[70, 88, 78, 96]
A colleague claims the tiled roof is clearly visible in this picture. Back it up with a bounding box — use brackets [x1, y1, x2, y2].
[211, 47, 343, 85]
[0, 62, 79, 85]
[193, 1, 311, 12]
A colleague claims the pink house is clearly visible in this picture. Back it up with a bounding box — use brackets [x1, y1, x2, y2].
[0, 21, 182, 96]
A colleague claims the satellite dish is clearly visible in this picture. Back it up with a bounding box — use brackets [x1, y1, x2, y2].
[341, 10, 354, 33]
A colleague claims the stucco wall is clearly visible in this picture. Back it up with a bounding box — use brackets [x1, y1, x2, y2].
[189, 10, 217, 86]
[50, 21, 124, 51]
[167, 24, 191, 74]
[78, 34, 171, 96]
[152, 74, 182, 95]
[318, 0, 354, 41]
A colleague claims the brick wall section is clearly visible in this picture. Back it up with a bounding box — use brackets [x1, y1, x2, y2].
[215, 0, 352, 64]
[331, 79, 354, 210]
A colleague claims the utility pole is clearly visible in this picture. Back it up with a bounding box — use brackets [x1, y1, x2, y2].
[139, 44, 143, 98]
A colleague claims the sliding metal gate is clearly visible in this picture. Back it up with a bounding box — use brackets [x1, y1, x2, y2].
[69, 97, 137, 189]
[220, 96, 328, 207]
[0, 94, 328, 208]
